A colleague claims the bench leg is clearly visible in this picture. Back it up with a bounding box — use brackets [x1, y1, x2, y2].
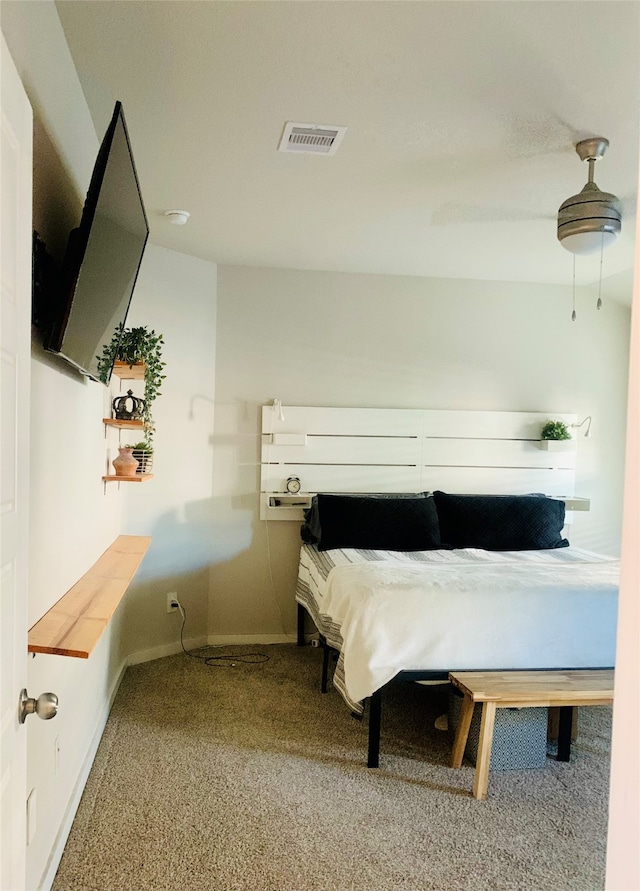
[297, 603, 305, 646]
[451, 694, 474, 768]
[473, 701, 497, 800]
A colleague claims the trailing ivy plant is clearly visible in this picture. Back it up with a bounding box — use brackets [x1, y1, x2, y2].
[541, 420, 571, 441]
[97, 324, 166, 445]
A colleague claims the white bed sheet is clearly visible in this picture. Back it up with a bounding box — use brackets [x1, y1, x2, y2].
[296, 545, 619, 712]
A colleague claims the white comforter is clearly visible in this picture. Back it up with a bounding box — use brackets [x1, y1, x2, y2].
[314, 548, 619, 708]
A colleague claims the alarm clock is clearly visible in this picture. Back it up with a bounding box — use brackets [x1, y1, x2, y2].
[286, 475, 301, 494]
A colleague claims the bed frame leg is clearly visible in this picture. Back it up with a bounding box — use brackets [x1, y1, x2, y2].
[557, 706, 573, 762]
[297, 603, 305, 646]
[367, 689, 382, 768]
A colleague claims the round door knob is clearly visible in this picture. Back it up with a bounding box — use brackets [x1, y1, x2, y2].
[19, 689, 59, 724]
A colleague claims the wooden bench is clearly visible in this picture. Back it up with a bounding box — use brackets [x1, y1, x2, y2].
[449, 669, 614, 800]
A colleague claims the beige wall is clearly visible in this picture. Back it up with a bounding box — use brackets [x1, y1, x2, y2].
[211, 265, 631, 638]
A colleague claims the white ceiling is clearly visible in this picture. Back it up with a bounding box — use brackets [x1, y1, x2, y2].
[55, 1, 639, 298]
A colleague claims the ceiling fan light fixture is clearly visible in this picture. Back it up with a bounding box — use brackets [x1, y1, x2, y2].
[559, 226, 619, 256]
[557, 137, 621, 254]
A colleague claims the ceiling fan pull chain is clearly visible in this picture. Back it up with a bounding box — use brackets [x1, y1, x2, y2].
[571, 255, 577, 321]
[597, 233, 604, 310]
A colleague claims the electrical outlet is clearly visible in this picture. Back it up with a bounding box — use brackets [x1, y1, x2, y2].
[166, 592, 180, 613]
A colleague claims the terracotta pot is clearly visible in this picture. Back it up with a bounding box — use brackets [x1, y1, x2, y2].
[112, 447, 139, 477]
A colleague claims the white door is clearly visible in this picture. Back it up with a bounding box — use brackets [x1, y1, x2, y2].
[1, 33, 33, 891]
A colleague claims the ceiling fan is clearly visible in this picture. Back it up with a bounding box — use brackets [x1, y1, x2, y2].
[556, 137, 621, 254]
[431, 134, 629, 239]
[556, 137, 625, 319]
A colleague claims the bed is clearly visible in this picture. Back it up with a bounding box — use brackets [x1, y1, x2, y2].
[294, 492, 619, 766]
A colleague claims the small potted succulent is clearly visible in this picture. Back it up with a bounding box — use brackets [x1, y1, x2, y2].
[540, 420, 573, 450]
[124, 441, 154, 474]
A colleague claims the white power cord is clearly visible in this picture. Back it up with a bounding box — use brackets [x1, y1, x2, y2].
[263, 400, 289, 637]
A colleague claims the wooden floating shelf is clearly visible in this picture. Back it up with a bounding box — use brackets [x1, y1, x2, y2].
[102, 473, 154, 482]
[103, 418, 144, 429]
[112, 361, 146, 381]
[28, 534, 152, 658]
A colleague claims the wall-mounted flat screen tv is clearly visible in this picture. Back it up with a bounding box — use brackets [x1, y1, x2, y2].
[45, 100, 149, 382]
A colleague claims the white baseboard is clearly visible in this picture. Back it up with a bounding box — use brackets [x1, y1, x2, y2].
[127, 633, 297, 665]
[207, 633, 297, 646]
[126, 635, 208, 666]
[38, 656, 129, 891]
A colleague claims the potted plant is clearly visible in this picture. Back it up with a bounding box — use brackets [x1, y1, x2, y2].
[541, 420, 571, 440]
[97, 324, 165, 445]
[539, 419, 573, 450]
[124, 441, 154, 474]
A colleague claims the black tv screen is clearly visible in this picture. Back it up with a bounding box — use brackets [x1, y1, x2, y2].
[45, 101, 149, 382]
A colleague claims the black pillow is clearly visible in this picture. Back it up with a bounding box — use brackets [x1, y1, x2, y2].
[301, 496, 322, 544]
[314, 493, 442, 552]
[301, 492, 427, 544]
[432, 491, 569, 551]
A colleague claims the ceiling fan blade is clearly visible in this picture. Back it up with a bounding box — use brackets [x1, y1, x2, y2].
[619, 193, 637, 219]
[431, 202, 554, 226]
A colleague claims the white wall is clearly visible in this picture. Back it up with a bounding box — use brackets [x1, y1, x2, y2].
[211, 265, 631, 638]
[120, 244, 218, 662]
[0, 1, 100, 200]
[2, 4, 217, 888]
[26, 338, 127, 891]
[1, 5, 129, 888]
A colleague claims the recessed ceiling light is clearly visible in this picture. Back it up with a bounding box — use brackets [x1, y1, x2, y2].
[164, 210, 190, 225]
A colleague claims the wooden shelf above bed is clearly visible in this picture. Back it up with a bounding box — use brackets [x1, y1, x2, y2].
[27, 534, 151, 658]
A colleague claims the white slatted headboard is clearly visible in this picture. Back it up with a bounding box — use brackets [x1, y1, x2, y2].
[260, 405, 588, 520]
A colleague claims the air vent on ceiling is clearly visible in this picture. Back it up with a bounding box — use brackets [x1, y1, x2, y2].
[278, 122, 347, 156]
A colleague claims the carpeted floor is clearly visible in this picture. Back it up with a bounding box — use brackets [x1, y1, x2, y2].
[52, 644, 612, 891]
